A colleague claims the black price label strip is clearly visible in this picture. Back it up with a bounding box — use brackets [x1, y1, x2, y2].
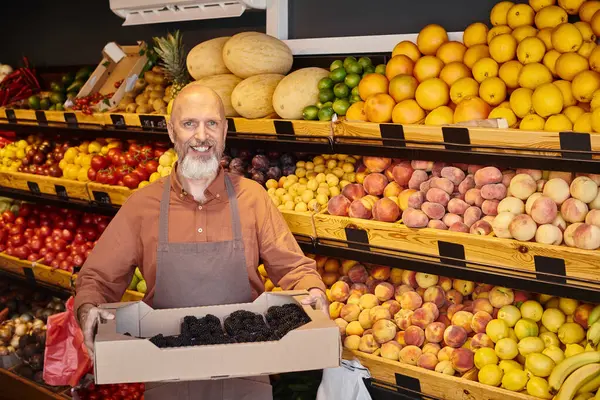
[64, 112, 78, 128]
[274, 120, 296, 141]
[227, 118, 237, 133]
[54, 184, 69, 200]
[35, 111, 48, 127]
[379, 124, 406, 148]
[559, 131, 592, 160]
[534, 256, 567, 284]
[27, 181, 41, 195]
[93, 191, 112, 205]
[442, 126, 472, 152]
[22, 266, 36, 284]
[110, 114, 126, 127]
[139, 115, 167, 130]
[344, 227, 371, 252]
[4, 109, 16, 123]
[437, 241, 466, 268]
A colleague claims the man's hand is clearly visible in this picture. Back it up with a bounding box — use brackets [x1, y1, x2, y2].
[301, 288, 330, 318]
[78, 303, 114, 359]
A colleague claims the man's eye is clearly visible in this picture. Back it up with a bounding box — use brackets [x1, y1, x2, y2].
[207, 121, 216, 127]
[183, 121, 194, 128]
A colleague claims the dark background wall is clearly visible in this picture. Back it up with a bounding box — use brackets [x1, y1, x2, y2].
[0, 0, 525, 67]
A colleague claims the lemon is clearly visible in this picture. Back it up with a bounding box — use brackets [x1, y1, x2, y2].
[574, 21, 596, 41]
[526, 377, 553, 399]
[497, 305, 522, 327]
[475, 347, 500, 369]
[545, 114, 573, 131]
[480, 77, 507, 106]
[491, 2, 516, 26]
[515, 318, 540, 340]
[472, 57, 499, 82]
[507, 4, 535, 28]
[552, 23, 583, 53]
[489, 106, 518, 127]
[509, 88, 534, 118]
[520, 300, 544, 322]
[542, 345, 565, 364]
[464, 22, 489, 47]
[537, 28, 554, 50]
[487, 319, 510, 343]
[518, 336, 545, 356]
[564, 343, 585, 357]
[518, 63, 553, 89]
[563, 106, 585, 124]
[490, 33, 518, 63]
[578, 40, 597, 58]
[529, 0, 555, 12]
[553, 80, 576, 107]
[535, 5, 568, 29]
[499, 60, 524, 89]
[525, 353, 555, 378]
[532, 83, 564, 117]
[450, 77, 479, 104]
[512, 25, 539, 42]
[479, 364, 504, 387]
[517, 37, 546, 64]
[572, 70, 600, 102]
[425, 106, 454, 125]
[502, 370, 529, 391]
[499, 359, 524, 373]
[543, 50, 561, 76]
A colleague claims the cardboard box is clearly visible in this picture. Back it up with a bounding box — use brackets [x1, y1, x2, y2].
[64, 42, 147, 112]
[94, 290, 340, 384]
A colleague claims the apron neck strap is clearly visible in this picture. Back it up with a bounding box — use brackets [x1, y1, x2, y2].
[224, 174, 243, 243]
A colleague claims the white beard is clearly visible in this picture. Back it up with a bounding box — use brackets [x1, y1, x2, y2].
[180, 153, 219, 181]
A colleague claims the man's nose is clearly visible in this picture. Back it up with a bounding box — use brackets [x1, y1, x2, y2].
[194, 125, 208, 141]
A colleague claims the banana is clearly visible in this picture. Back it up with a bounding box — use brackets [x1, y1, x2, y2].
[589, 305, 600, 327]
[588, 323, 600, 348]
[549, 352, 600, 394]
[574, 394, 595, 400]
[578, 372, 600, 394]
[596, 389, 600, 400]
[556, 364, 600, 400]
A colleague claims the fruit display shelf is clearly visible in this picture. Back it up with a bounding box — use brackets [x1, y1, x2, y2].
[0, 367, 71, 400]
[0, 171, 89, 203]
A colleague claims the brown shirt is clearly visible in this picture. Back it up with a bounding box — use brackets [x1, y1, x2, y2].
[74, 166, 325, 313]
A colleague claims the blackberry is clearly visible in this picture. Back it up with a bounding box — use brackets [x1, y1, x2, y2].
[165, 335, 188, 348]
[149, 334, 167, 348]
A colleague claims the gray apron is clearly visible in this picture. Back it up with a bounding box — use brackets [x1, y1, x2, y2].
[145, 174, 273, 400]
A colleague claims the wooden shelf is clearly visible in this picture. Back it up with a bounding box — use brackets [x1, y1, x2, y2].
[0, 368, 71, 400]
[0, 171, 89, 202]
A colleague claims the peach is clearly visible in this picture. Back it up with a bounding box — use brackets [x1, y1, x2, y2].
[364, 157, 392, 173]
[363, 329, 373, 336]
[465, 188, 484, 207]
[401, 270, 418, 288]
[590, 192, 600, 210]
[509, 174, 537, 200]
[471, 311, 493, 334]
[404, 325, 426, 346]
[452, 311, 474, 333]
[535, 224, 563, 245]
[459, 175, 476, 195]
[373, 198, 401, 222]
[447, 199, 469, 216]
[513, 290, 530, 303]
[418, 353, 439, 370]
[339, 276, 352, 285]
[420, 180, 432, 193]
[530, 196, 558, 224]
[474, 167, 503, 187]
[416, 286, 426, 297]
[422, 302, 440, 320]
[380, 340, 403, 361]
[502, 170, 516, 187]
[422, 201, 446, 220]
[382, 300, 401, 316]
[403, 208, 430, 228]
[330, 302, 345, 319]
[400, 290, 423, 311]
[543, 178, 571, 205]
[482, 199, 499, 216]
[411, 307, 436, 329]
[428, 219, 448, 229]
[373, 319, 398, 344]
[489, 287, 514, 308]
[537, 179, 546, 191]
[330, 281, 350, 302]
[395, 331, 406, 345]
[564, 222, 583, 247]
[359, 293, 380, 310]
[346, 320, 365, 336]
[346, 293, 362, 306]
[508, 214, 537, 241]
[394, 309, 415, 330]
[344, 335, 361, 350]
[363, 173, 389, 196]
[358, 334, 381, 354]
[407, 191, 426, 209]
[412, 160, 434, 171]
[444, 325, 468, 348]
[399, 345, 423, 365]
[437, 313, 452, 327]
[470, 220, 492, 235]
[348, 265, 369, 284]
[449, 222, 469, 233]
[437, 276, 452, 291]
[471, 333, 494, 350]
[395, 285, 414, 302]
[424, 286, 445, 308]
[446, 289, 464, 306]
[481, 183, 507, 201]
[451, 348, 475, 373]
[359, 309, 373, 329]
[467, 165, 484, 175]
[398, 189, 417, 210]
[472, 285, 492, 300]
[425, 321, 447, 343]
[453, 163, 469, 172]
[322, 272, 340, 287]
[384, 164, 396, 182]
[431, 177, 455, 195]
[370, 306, 392, 324]
[548, 171, 573, 184]
[573, 223, 600, 250]
[371, 265, 391, 281]
[433, 162, 449, 177]
[453, 279, 475, 296]
[348, 198, 373, 219]
[392, 162, 415, 186]
[375, 282, 395, 302]
[384, 181, 403, 198]
[389, 268, 404, 285]
[415, 272, 439, 288]
[351, 283, 369, 296]
[561, 198, 589, 223]
[342, 183, 367, 201]
[409, 170, 429, 190]
[586, 209, 600, 227]
[442, 213, 463, 227]
[573, 304, 594, 328]
[328, 195, 351, 216]
[463, 206, 483, 227]
[341, 303, 361, 322]
[423, 342, 441, 355]
[491, 211, 516, 238]
[472, 299, 493, 314]
[441, 167, 466, 186]
[516, 169, 543, 181]
[438, 346, 455, 362]
[576, 172, 600, 185]
[426, 187, 451, 206]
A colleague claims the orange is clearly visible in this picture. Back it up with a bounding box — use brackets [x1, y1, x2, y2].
[415, 78, 450, 111]
[552, 23, 583, 53]
[464, 23, 489, 47]
[413, 56, 444, 82]
[392, 41, 422, 62]
[385, 55, 415, 81]
[537, 28, 554, 50]
[512, 25, 539, 43]
[472, 57, 500, 83]
[450, 77, 480, 104]
[572, 70, 600, 102]
[391, 99, 426, 124]
[358, 73, 389, 101]
[489, 33, 518, 63]
[491, 2, 516, 26]
[425, 106, 454, 125]
[592, 10, 600, 37]
[436, 41, 467, 64]
[453, 96, 492, 123]
[574, 21, 596, 41]
[578, 41, 597, 58]
[479, 77, 507, 106]
[489, 106, 518, 127]
[463, 45, 490, 70]
[519, 62, 554, 89]
[388, 75, 419, 103]
[507, 4, 535, 28]
[439, 62, 472, 86]
[535, 5, 568, 29]
[580, 1, 600, 22]
[365, 94, 396, 123]
[589, 46, 600, 72]
[488, 25, 513, 43]
[543, 50, 561, 76]
[529, 0, 555, 12]
[558, 0, 586, 15]
[553, 80, 577, 107]
[516, 37, 546, 65]
[499, 60, 524, 89]
[417, 24, 449, 55]
[555, 52, 589, 81]
[346, 101, 368, 121]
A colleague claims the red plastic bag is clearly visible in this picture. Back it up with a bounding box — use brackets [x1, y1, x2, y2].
[43, 297, 92, 387]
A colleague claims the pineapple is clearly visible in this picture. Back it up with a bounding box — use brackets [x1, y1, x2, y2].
[153, 31, 189, 98]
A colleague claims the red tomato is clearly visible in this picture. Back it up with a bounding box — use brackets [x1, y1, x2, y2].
[115, 165, 131, 181]
[88, 168, 98, 182]
[107, 148, 122, 165]
[105, 170, 118, 185]
[96, 170, 108, 185]
[18, 203, 32, 217]
[43, 252, 55, 264]
[124, 152, 138, 167]
[132, 166, 149, 182]
[128, 143, 141, 153]
[143, 160, 159, 174]
[14, 217, 25, 226]
[123, 173, 141, 189]
[91, 155, 109, 171]
[2, 211, 15, 223]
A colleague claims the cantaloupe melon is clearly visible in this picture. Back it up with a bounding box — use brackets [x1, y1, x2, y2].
[191, 74, 242, 117]
[187, 37, 231, 80]
[222, 32, 293, 79]
[231, 74, 284, 119]
[272, 67, 329, 119]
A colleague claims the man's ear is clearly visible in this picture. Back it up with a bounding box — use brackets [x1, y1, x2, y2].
[223, 119, 228, 141]
[167, 121, 176, 144]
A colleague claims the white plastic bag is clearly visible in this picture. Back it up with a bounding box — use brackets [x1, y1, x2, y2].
[316, 359, 372, 400]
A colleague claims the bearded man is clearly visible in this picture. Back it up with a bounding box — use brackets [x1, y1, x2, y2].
[74, 85, 328, 400]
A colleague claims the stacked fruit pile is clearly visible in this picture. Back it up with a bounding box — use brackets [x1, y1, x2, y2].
[128, 267, 147, 294]
[314, 255, 600, 398]
[75, 383, 145, 400]
[117, 67, 173, 115]
[221, 149, 295, 186]
[0, 136, 70, 177]
[325, 156, 600, 250]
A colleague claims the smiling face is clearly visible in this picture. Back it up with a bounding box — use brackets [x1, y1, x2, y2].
[167, 85, 227, 180]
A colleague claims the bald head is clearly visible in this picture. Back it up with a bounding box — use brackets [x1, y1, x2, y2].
[171, 84, 225, 121]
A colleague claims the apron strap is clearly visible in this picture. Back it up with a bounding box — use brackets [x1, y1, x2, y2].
[158, 175, 172, 250]
[224, 174, 244, 247]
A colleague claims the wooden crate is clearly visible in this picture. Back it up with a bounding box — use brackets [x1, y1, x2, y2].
[344, 349, 536, 400]
[0, 368, 71, 400]
[32, 263, 73, 290]
[231, 118, 332, 137]
[0, 171, 89, 201]
[313, 210, 600, 288]
[280, 209, 316, 237]
[0, 252, 37, 276]
[0, 108, 106, 126]
[87, 182, 134, 205]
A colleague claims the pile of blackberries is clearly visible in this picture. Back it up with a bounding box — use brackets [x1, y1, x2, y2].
[148, 304, 310, 348]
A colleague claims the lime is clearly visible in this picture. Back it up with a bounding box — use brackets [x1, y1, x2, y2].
[318, 106, 334, 121]
[358, 57, 373, 69]
[303, 105, 319, 120]
[318, 77, 334, 90]
[346, 61, 363, 75]
[61, 73, 75, 86]
[329, 67, 347, 83]
[28, 95, 41, 110]
[316, 102, 324, 109]
[66, 91, 78, 100]
[364, 65, 376, 74]
[351, 86, 360, 97]
[343, 56, 358, 70]
[333, 83, 350, 98]
[322, 101, 333, 109]
[50, 81, 64, 93]
[319, 88, 335, 103]
[48, 105, 56, 111]
[344, 73, 361, 88]
[375, 64, 387, 75]
[350, 95, 362, 104]
[333, 98, 351, 116]
[49, 92, 66, 105]
[55, 104, 65, 111]
[330, 60, 343, 72]
[39, 98, 50, 110]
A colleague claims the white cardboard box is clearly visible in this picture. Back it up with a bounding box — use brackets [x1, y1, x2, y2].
[94, 290, 340, 384]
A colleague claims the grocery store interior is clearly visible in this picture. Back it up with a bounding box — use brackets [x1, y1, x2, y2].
[2, 0, 600, 399]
